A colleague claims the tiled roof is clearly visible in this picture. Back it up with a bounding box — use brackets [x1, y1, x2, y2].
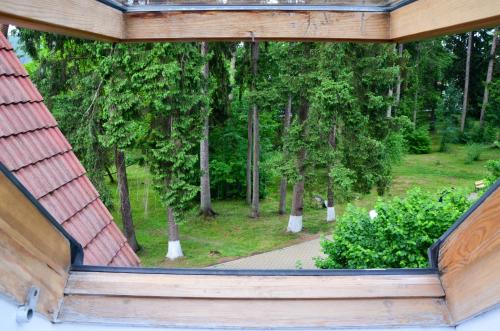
[0, 34, 140, 267]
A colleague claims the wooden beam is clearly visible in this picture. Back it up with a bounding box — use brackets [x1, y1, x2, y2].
[66, 271, 445, 299]
[124, 11, 390, 41]
[438, 185, 500, 324]
[0, 0, 123, 41]
[0, 170, 71, 320]
[61, 296, 450, 328]
[391, 0, 500, 42]
[61, 271, 449, 328]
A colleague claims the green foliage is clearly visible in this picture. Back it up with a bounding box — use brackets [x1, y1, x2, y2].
[316, 187, 474, 269]
[485, 159, 500, 182]
[465, 143, 485, 164]
[436, 83, 462, 152]
[465, 122, 498, 144]
[406, 128, 432, 154]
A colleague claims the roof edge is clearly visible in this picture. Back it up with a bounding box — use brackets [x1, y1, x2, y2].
[0, 161, 84, 265]
[428, 178, 500, 268]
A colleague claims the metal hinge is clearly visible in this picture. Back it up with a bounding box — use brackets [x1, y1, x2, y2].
[16, 287, 39, 323]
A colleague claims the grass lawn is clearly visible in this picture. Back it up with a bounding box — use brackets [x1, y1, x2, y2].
[108, 143, 499, 267]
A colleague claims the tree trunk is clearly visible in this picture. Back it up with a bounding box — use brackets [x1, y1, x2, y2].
[326, 125, 337, 222]
[413, 89, 419, 128]
[386, 88, 393, 118]
[114, 148, 140, 252]
[395, 43, 404, 115]
[200, 42, 216, 217]
[166, 207, 183, 260]
[250, 41, 260, 218]
[287, 99, 309, 233]
[480, 28, 498, 128]
[105, 166, 115, 183]
[0, 24, 8, 38]
[461, 32, 473, 133]
[278, 94, 292, 215]
[228, 50, 236, 102]
[246, 99, 253, 205]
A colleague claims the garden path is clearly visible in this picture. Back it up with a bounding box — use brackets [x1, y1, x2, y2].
[208, 236, 331, 269]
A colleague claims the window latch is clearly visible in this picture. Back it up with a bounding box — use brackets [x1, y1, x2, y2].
[16, 287, 39, 323]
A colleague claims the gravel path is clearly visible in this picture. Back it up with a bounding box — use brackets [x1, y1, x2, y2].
[209, 236, 331, 269]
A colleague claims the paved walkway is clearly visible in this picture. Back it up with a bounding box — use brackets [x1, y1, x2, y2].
[209, 236, 331, 269]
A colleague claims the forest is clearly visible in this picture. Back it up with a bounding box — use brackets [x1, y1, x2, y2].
[10, 26, 500, 268]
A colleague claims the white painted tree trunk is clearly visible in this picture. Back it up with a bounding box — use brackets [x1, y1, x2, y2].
[326, 207, 336, 222]
[166, 207, 183, 260]
[287, 215, 303, 233]
[166, 240, 184, 260]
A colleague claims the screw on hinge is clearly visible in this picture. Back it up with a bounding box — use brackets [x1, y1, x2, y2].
[16, 287, 39, 323]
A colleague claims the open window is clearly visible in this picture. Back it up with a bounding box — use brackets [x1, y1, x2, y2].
[0, 0, 499, 329]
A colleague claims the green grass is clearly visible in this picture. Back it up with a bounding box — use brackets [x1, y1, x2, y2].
[108, 143, 499, 267]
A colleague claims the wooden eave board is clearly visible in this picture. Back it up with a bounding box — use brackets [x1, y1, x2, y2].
[390, 0, 500, 41]
[1, 0, 500, 42]
[60, 271, 449, 328]
[65, 271, 445, 299]
[123, 11, 390, 41]
[438, 186, 500, 324]
[0, 170, 71, 320]
[0, 0, 123, 41]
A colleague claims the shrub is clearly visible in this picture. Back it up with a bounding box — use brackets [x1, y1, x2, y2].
[315, 187, 473, 269]
[405, 128, 431, 154]
[439, 127, 459, 152]
[466, 123, 497, 144]
[465, 144, 484, 164]
[485, 160, 500, 182]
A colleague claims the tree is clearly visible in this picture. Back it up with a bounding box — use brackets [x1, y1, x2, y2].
[200, 42, 216, 217]
[100, 43, 204, 260]
[137, 43, 205, 260]
[250, 41, 260, 218]
[287, 99, 309, 232]
[480, 28, 498, 128]
[278, 94, 292, 215]
[280, 42, 317, 233]
[114, 148, 140, 251]
[395, 43, 404, 115]
[460, 32, 473, 133]
[326, 125, 337, 222]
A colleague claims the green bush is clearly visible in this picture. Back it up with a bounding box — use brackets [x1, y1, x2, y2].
[405, 128, 432, 154]
[465, 144, 484, 164]
[486, 160, 500, 182]
[315, 187, 474, 269]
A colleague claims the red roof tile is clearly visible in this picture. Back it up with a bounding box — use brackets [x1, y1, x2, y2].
[0, 33, 140, 267]
[64, 199, 112, 247]
[39, 176, 99, 224]
[0, 36, 13, 51]
[0, 48, 28, 77]
[0, 75, 43, 104]
[0, 102, 57, 138]
[14, 152, 86, 199]
[0, 127, 71, 170]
